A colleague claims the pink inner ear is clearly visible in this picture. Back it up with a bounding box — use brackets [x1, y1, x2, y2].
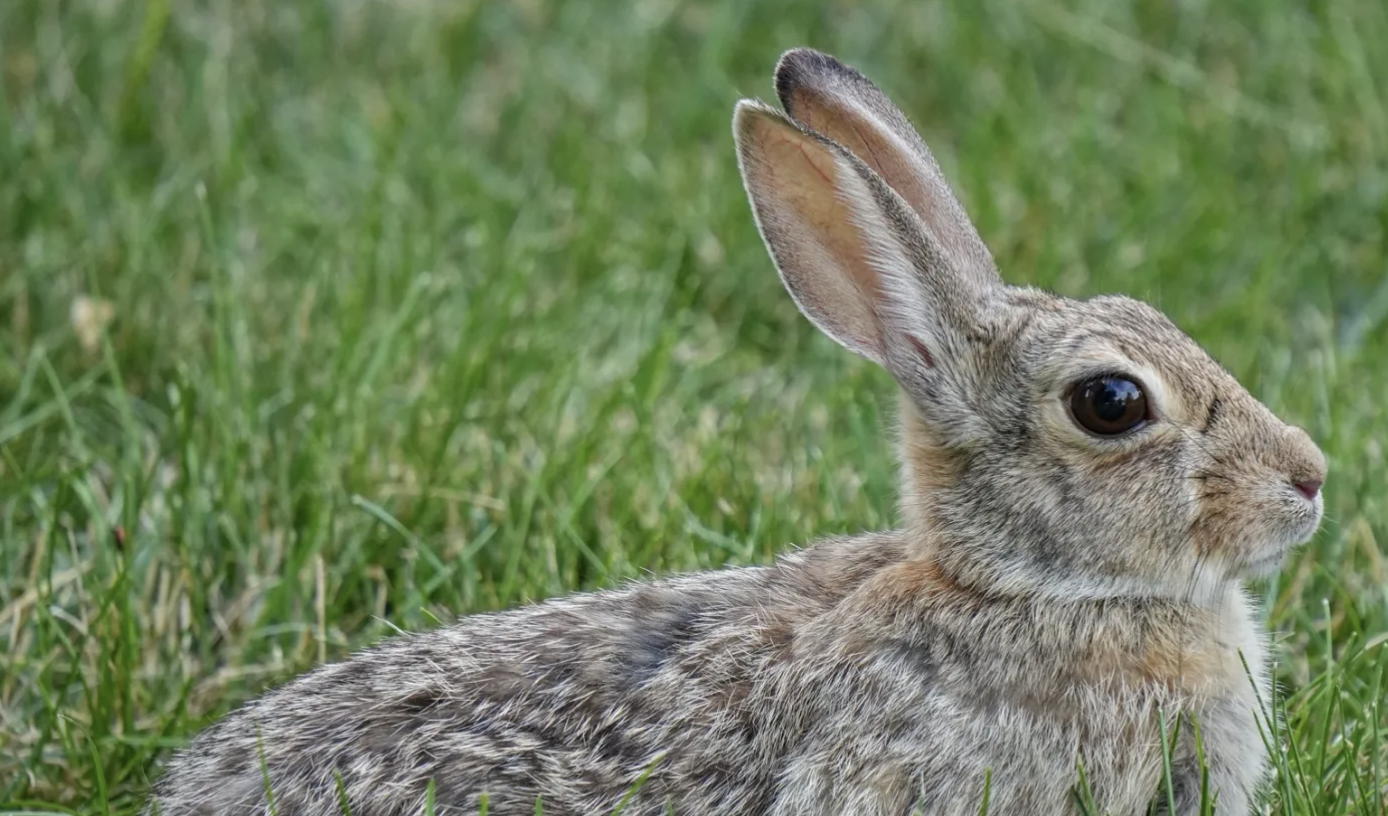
[907, 335, 934, 368]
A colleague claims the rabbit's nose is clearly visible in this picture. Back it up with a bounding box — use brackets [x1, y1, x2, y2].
[1282, 425, 1327, 500]
[1292, 479, 1322, 500]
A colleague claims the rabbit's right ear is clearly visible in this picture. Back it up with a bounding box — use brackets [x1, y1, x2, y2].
[772, 48, 1000, 288]
[733, 99, 997, 412]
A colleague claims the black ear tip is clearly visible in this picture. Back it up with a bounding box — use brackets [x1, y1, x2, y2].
[776, 47, 837, 71]
[773, 48, 861, 111]
[775, 48, 839, 86]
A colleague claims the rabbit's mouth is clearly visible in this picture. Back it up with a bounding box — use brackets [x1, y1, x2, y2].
[1233, 508, 1322, 578]
[1280, 485, 1327, 545]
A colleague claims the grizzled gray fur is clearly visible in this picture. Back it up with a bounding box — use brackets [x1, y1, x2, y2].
[146, 48, 1327, 816]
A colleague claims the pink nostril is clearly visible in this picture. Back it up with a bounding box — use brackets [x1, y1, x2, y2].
[1293, 480, 1323, 500]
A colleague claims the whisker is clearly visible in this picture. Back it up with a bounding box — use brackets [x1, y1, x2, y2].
[1187, 469, 1234, 482]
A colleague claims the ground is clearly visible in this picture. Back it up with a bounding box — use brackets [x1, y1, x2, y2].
[1, 0, 1385, 813]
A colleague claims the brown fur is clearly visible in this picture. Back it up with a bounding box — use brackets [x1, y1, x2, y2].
[144, 48, 1326, 816]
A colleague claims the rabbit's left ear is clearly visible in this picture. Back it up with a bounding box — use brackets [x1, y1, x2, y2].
[773, 48, 1001, 295]
[733, 99, 993, 424]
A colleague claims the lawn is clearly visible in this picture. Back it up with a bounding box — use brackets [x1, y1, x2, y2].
[1, 0, 1386, 812]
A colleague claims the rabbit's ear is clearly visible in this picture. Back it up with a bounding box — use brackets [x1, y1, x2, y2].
[733, 99, 996, 403]
[773, 48, 1000, 292]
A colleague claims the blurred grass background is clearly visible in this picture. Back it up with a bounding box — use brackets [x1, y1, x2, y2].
[1, 0, 1386, 812]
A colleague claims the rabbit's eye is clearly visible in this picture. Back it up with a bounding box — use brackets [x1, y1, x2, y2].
[1069, 376, 1149, 437]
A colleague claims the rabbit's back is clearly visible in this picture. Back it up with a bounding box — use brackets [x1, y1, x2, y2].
[146, 532, 911, 816]
[148, 529, 1261, 816]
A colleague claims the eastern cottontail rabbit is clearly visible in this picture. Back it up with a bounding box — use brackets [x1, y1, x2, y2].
[145, 48, 1327, 816]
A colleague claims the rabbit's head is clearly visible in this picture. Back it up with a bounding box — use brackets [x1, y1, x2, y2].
[733, 49, 1326, 605]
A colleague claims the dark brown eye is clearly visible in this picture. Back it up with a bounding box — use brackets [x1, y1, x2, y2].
[1069, 376, 1149, 437]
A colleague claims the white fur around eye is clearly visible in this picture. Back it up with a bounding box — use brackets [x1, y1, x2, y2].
[1124, 361, 1175, 422]
[1045, 356, 1176, 448]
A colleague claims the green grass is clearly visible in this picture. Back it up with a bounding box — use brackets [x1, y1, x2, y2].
[1, 0, 1385, 812]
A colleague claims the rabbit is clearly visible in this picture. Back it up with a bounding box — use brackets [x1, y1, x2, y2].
[144, 47, 1327, 816]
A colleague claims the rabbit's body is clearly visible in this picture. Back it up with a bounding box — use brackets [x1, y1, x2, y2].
[149, 530, 1267, 816]
[148, 48, 1326, 815]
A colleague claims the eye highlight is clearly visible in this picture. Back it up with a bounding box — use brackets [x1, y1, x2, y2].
[1068, 375, 1150, 437]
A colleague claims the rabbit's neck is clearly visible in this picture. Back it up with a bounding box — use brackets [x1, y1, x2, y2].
[894, 395, 958, 538]
[820, 550, 1262, 698]
[914, 529, 1245, 609]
